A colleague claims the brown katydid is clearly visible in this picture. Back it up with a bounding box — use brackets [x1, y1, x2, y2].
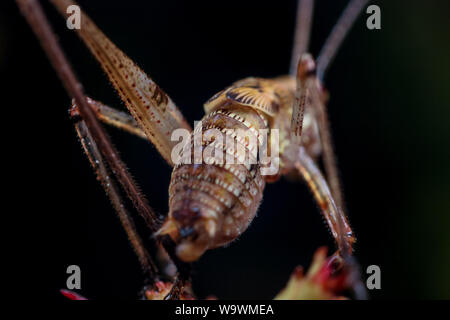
[16, 0, 369, 299]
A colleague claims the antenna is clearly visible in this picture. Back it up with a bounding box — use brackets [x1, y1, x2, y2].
[317, 0, 369, 80]
[290, 0, 315, 76]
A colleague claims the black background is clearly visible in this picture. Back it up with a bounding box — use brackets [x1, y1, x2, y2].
[2, 0, 450, 299]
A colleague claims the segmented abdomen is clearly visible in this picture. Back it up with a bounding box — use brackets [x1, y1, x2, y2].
[169, 103, 268, 247]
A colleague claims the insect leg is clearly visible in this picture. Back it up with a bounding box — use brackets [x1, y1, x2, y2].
[51, 0, 192, 166]
[16, 0, 160, 232]
[290, 0, 315, 76]
[17, 0, 191, 295]
[290, 54, 316, 143]
[296, 147, 367, 299]
[80, 97, 189, 284]
[291, 53, 346, 214]
[84, 97, 147, 140]
[295, 148, 355, 255]
[309, 84, 346, 217]
[73, 97, 193, 287]
[70, 105, 158, 278]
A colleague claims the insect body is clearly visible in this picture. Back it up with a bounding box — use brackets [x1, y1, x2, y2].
[164, 77, 295, 261]
[162, 70, 354, 261]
